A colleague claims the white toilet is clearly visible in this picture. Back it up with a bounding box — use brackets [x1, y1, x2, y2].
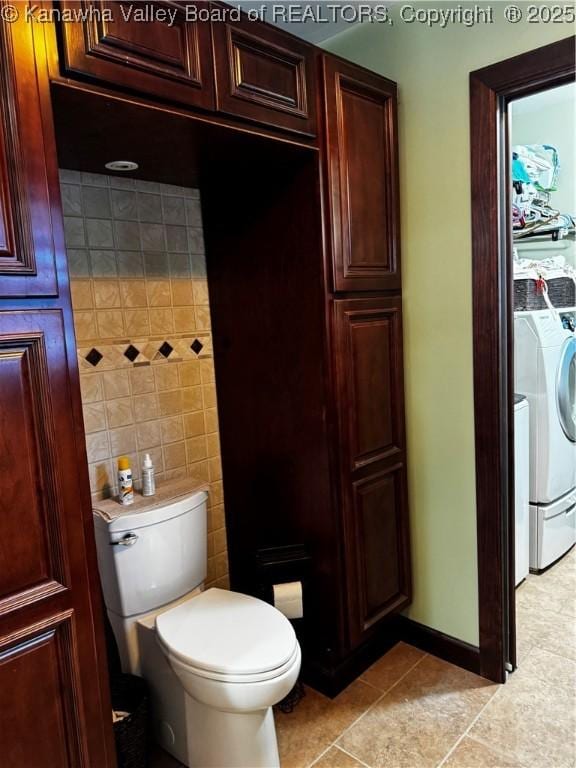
[93, 480, 301, 768]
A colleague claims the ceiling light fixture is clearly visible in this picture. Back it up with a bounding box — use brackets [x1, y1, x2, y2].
[105, 160, 139, 172]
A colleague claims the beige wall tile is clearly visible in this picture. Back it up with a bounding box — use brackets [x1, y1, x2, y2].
[97, 309, 124, 339]
[106, 397, 134, 428]
[109, 426, 137, 457]
[206, 432, 220, 457]
[184, 411, 205, 437]
[195, 306, 212, 331]
[102, 369, 130, 400]
[214, 528, 227, 555]
[93, 280, 121, 309]
[202, 384, 217, 408]
[150, 308, 174, 335]
[208, 456, 222, 482]
[174, 307, 196, 332]
[188, 459, 210, 483]
[124, 309, 150, 336]
[74, 311, 97, 341]
[163, 440, 187, 469]
[71, 280, 93, 310]
[161, 416, 185, 444]
[186, 436, 207, 463]
[81, 373, 103, 403]
[205, 407, 219, 434]
[121, 280, 147, 307]
[86, 431, 110, 463]
[171, 279, 194, 306]
[179, 361, 201, 387]
[132, 393, 159, 420]
[147, 279, 172, 307]
[182, 386, 203, 412]
[193, 279, 210, 305]
[136, 421, 162, 450]
[130, 366, 155, 395]
[154, 364, 179, 391]
[158, 389, 182, 416]
[83, 402, 107, 433]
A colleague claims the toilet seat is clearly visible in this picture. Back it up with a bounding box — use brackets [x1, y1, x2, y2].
[156, 588, 298, 682]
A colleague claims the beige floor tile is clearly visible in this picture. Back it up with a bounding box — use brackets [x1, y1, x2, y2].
[470, 647, 576, 768]
[515, 602, 576, 661]
[337, 655, 497, 768]
[443, 736, 525, 768]
[276, 681, 380, 768]
[360, 642, 425, 692]
[312, 746, 367, 768]
[516, 563, 576, 618]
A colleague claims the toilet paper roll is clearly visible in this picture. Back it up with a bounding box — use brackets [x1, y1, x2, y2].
[272, 581, 303, 620]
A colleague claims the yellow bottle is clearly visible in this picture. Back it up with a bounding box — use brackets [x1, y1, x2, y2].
[117, 456, 134, 506]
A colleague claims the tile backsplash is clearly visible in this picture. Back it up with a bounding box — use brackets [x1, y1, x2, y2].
[61, 169, 228, 588]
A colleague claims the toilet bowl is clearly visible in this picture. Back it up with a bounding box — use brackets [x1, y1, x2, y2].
[156, 588, 301, 767]
[92, 482, 301, 768]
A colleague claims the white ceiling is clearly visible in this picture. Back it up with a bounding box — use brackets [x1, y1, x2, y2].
[512, 83, 575, 115]
[228, 1, 368, 43]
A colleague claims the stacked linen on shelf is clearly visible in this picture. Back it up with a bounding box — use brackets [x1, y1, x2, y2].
[512, 144, 574, 240]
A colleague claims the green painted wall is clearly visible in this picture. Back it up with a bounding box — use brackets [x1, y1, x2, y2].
[323, 5, 572, 645]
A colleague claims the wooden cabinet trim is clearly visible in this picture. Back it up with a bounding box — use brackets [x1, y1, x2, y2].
[333, 297, 406, 473]
[0, 17, 59, 296]
[224, 25, 309, 116]
[323, 55, 401, 292]
[57, 1, 215, 110]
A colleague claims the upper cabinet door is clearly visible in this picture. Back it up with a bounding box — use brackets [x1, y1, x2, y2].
[212, 15, 317, 136]
[57, 1, 215, 110]
[0, 17, 59, 297]
[322, 56, 400, 292]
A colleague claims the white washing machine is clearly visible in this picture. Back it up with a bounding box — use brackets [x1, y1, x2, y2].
[514, 395, 530, 585]
[514, 308, 576, 570]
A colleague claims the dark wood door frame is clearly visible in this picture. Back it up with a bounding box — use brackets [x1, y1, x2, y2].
[470, 36, 575, 683]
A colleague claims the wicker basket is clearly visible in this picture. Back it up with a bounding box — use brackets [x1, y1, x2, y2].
[111, 674, 150, 768]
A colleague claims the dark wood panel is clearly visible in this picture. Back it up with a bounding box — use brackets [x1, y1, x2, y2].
[334, 297, 404, 471]
[0, 13, 59, 296]
[0, 612, 85, 767]
[57, 1, 215, 110]
[356, 472, 400, 622]
[470, 37, 575, 683]
[0, 333, 68, 611]
[212, 15, 317, 136]
[323, 55, 400, 291]
[348, 466, 411, 643]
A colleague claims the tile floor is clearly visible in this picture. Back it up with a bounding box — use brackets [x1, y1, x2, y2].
[151, 548, 575, 768]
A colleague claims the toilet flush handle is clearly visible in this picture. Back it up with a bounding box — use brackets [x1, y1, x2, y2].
[110, 532, 139, 547]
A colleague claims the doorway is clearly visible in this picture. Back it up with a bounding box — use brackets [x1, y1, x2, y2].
[470, 37, 575, 682]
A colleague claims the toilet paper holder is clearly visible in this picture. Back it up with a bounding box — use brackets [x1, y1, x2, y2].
[255, 544, 311, 618]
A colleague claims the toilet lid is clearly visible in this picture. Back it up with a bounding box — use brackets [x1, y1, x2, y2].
[155, 588, 298, 676]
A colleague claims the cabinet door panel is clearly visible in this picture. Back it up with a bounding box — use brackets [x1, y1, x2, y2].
[333, 297, 411, 647]
[213, 17, 317, 136]
[0, 17, 59, 296]
[0, 330, 69, 612]
[0, 613, 84, 767]
[57, 1, 214, 110]
[334, 297, 404, 471]
[353, 468, 409, 631]
[323, 56, 400, 291]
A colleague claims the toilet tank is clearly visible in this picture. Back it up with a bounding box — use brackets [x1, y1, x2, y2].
[93, 481, 208, 618]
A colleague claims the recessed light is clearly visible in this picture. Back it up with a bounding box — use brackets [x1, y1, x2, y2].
[105, 160, 139, 172]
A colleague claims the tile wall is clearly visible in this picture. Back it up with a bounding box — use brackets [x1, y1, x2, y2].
[60, 169, 228, 588]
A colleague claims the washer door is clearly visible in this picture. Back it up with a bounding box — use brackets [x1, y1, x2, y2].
[557, 336, 576, 442]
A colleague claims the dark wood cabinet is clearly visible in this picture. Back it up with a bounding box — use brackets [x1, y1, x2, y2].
[0, 13, 115, 767]
[0, 16, 59, 297]
[57, 1, 215, 110]
[333, 298, 411, 647]
[322, 56, 400, 292]
[212, 15, 317, 135]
